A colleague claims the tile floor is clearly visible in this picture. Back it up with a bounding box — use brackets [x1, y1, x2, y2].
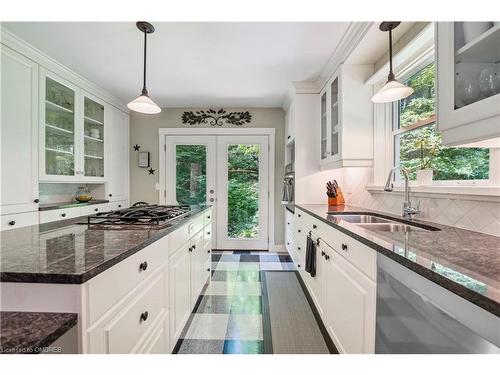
[173, 250, 295, 354]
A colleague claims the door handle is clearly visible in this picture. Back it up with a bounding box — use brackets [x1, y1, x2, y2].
[209, 198, 214, 202]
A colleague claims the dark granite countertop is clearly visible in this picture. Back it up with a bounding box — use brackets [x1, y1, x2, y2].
[0, 311, 77, 354]
[0, 205, 210, 284]
[39, 199, 110, 211]
[295, 204, 500, 317]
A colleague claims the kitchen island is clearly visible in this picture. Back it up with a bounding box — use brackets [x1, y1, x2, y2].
[0, 205, 213, 353]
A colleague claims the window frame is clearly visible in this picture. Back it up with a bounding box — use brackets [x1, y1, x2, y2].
[390, 57, 499, 187]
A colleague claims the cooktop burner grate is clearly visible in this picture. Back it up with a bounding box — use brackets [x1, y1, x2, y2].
[85, 202, 192, 227]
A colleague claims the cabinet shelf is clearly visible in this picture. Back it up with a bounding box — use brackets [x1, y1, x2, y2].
[46, 123, 74, 135]
[84, 154, 103, 160]
[456, 25, 500, 63]
[84, 116, 104, 126]
[84, 135, 103, 143]
[46, 147, 73, 155]
[45, 100, 74, 114]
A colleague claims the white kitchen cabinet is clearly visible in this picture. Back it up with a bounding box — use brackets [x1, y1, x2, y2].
[190, 230, 207, 307]
[169, 241, 192, 347]
[1, 45, 39, 216]
[325, 246, 376, 354]
[293, 208, 377, 354]
[106, 106, 129, 201]
[437, 22, 500, 146]
[318, 64, 374, 169]
[285, 101, 295, 144]
[39, 69, 108, 183]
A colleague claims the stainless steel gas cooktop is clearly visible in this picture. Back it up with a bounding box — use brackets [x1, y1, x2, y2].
[84, 202, 191, 229]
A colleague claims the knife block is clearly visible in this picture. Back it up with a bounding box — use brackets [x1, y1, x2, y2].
[328, 187, 345, 206]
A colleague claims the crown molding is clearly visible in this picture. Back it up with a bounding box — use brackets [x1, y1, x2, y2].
[1, 27, 128, 113]
[281, 22, 373, 110]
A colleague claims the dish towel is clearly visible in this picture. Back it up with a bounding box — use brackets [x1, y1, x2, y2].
[305, 234, 317, 277]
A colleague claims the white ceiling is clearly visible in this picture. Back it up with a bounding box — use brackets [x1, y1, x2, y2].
[3, 22, 351, 108]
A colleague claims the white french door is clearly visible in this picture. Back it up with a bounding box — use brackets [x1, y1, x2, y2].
[216, 136, 269, 250]
[164, 134, 269, 250]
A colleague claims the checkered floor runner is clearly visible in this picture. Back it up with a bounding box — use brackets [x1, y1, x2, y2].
[173, 250, 295, 354]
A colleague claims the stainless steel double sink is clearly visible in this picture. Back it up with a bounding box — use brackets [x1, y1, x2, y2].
[327, 214, 440, 232]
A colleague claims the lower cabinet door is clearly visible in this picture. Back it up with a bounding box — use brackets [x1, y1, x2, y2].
[169, 243, 192, 348]
[325, 249, 376, 353]
[140, 311, 169, 354]
[305, 240, 327, 318]
[190, 231, 206, 307]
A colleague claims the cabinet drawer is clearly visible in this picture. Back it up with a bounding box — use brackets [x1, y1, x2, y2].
[286, 209, 295, 227]
[203, 208, 213, 227]
[39, 207, 81, 223]
[80, 203, 109, 216]
[108, 200, 128, 211]
[169, 214, 204, 255]
[104, 273, 167, 354]
[87, 235, 169, 324]
[0, 211, 38, 231]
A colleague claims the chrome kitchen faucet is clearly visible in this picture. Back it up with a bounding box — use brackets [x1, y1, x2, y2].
[384, 166, 421, 220]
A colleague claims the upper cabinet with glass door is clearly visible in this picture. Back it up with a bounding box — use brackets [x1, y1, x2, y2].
[82, 95, 105, 180]
[437, 22, 500, 146]
[319, 64, 374, 169]
[40, 69, 106, 182]
[41, 71, 78, 181]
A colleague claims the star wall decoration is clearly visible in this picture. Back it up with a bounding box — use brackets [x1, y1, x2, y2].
[133, 144, 140, 151]
[148, 168, 155, 175]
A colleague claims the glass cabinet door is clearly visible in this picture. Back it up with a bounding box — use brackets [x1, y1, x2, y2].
[330, 77, 339, 158]
[44, 77, 76, 177]
[454, 22, 500, 109]
[320, 91, 327, 159]
[83, 96, 105, 178]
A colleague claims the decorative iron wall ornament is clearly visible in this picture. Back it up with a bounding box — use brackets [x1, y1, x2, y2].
[181, 109, 252, 126]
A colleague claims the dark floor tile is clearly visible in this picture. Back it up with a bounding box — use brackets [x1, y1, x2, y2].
[196, 295, 233, 314]
[177, 339, 225, 354]
[278, 254, 293, 262]
[222, 340, 264, 354]
[230, 296, 263, 314]
[233, 250, 253, 254]
[211, 253, 222, 262]
[240, 254, 260, 263]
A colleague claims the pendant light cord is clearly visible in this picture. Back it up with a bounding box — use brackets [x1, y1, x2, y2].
[142, 30, 148, 95]
[388, 28, 395, 82]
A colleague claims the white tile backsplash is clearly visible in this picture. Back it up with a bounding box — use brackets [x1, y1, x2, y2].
[299, 166, 500, 237]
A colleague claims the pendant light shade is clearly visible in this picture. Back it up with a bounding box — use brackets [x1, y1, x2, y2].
[372, 22, 414, 103]
[128, 22, 161, 114]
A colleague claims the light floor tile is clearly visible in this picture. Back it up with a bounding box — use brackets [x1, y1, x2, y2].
[183, 313, 230, 340]
[215, 261, 240, 271]
[232, 281, 262, 296]
[226, 314, 263, 340]
[219, 254, 241, 262]
[178, 339, 224, 354]
[259, 254, 280, 262]
[259, 262, 283, 271]
[238, 262, 260, 271]
[204, 281, 235, 295]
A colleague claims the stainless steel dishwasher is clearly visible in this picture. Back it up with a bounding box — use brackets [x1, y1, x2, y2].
[375, 254, 500, 354]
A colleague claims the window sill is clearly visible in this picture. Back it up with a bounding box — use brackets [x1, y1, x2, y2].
[365, 185, 500, 202]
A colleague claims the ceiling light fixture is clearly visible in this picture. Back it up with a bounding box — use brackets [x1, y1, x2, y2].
[371, 22, 414, 103]
[127, 21, 161, 114]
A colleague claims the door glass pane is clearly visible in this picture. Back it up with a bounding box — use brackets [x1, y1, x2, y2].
[227, 144, 259, 239]
[83, 97, 104, 177]
[454, 22, 500, 109]
[320, 92, 327, 159]
[45, 77, 75, 176]
[175, 145, 207, 205]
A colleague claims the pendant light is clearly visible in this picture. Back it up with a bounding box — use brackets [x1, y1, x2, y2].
[371, 22, 414, 103]
[127, 21, 161, 114]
